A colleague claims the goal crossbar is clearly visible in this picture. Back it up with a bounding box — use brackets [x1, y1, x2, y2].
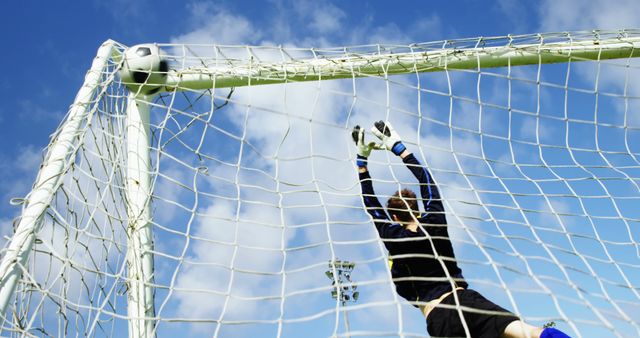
[163, 33, 640, 90]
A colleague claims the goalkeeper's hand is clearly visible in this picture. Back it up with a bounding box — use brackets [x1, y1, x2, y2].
[352, 125, 380, 167]
[371, 121, 406, 156]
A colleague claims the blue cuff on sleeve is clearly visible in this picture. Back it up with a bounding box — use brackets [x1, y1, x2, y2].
[391, 142, 406, 156]
[541, 328, 571, 338]
[356, 155, 368, 167]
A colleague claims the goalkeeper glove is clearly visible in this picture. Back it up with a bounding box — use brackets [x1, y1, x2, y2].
[371, 121, 406, 156]
[352, 125, 380, 167]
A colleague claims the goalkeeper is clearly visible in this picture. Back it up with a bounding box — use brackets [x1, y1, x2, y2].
[353, 121, 570, 338]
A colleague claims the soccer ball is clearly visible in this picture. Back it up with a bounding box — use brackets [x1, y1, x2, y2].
[119, 44, 168, 95]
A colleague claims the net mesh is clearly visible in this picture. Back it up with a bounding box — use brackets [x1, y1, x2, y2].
[1, 30, 640, 337]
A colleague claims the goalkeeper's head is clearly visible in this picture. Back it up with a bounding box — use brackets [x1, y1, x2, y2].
[386, 189, 420, 225]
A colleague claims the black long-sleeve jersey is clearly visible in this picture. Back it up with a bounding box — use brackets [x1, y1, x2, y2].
[359, 153, 468, 305]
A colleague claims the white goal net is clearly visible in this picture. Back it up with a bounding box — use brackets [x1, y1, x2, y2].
[1, 30, 640, 337]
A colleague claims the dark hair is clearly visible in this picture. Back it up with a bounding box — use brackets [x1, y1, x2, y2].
[386, 188, 419, 224]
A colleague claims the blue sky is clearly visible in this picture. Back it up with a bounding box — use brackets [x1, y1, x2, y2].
[1, 1, 640, 337]
[1, 0, 637, 225]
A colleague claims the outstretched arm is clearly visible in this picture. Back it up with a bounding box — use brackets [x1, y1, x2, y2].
[400, 151, 445, 214]
[371, 121, 445, 220]
[359, 169, 395, 235]
[352, 126, 402, 239]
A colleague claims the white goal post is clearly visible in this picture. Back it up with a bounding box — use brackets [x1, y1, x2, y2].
[1, 30, 640, 337]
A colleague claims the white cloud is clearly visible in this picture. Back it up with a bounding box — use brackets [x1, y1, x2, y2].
[339, 11, 449, 47]
[0, 145, 43, 209]
[366, 22, 414, 45]
[0, 217, 14, 249]
[0, 145, 44, 253]
[17, 99, 64, 122]
[292, 0, 346, 34]
[496, 0, 531, 34]
[412, 14, 444, 42]
[538, 0, 640, 31]
[153, 166, 190, 224]
[171, 3, 261, 45]
[173, 198, 288, 320]
[15, 145, 43, 173]
[93, 0, 151, 23]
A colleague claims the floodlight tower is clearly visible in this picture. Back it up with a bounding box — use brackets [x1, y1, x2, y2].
[326, 260, 359, 337]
